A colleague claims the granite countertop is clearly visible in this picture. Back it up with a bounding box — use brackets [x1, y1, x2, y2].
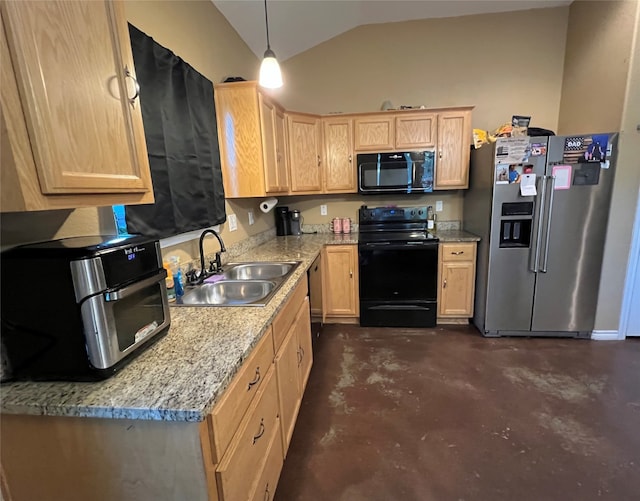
[0, 230, 478, 422]
[433, 229, 481, 242]
[0, 234, 354, 422]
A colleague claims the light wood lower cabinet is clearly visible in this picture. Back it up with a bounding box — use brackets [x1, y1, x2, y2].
[438, 242, 477, 323]
[273, 277, 313, 455]
[0, 276, 315, 501]
[322, 245, 359, 323]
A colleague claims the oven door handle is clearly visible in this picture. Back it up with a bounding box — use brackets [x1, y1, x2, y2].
[104, 270, 167, 302]
[369, 304, 433, 311]
[360, 242, 438, 250]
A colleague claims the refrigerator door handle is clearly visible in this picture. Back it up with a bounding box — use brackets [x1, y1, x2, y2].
[531, 175, 548, 272]
[540, 175, 556, 273]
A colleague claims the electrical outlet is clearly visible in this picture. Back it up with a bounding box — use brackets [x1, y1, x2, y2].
[228, 214, 237, 231]
[248, 210, 254, 225]
[320, 204, 328, 216]
[436, 200, 443, 212]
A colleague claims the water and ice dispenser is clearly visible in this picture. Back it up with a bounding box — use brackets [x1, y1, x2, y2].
[499, 202, 534, 248]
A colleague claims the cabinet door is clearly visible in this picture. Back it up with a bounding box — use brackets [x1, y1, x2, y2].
[275, 326, 300, 455]
[2, 0, 151, 194]
[395, 113, 436, 149]
[436, 110, 472, 189]
[214, 83, 265, 198]
[353, 115, 394, 151]
[296, 299, 313, 393]
[287, 113, 322, 193]
[323, 117, 355, 193]
[438, 243, 476, 318]
[274, 108, 289, 193]
[259, 94, 278, 193]
[322, 245, 359, 317]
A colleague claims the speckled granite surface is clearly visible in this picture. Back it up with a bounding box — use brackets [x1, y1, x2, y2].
[0, 234, 354, 422]
[433, 229, 481, 242]
[0, 230, 478, 422]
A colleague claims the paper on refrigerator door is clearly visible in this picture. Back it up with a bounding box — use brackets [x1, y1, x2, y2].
[520, 174, 537, 196]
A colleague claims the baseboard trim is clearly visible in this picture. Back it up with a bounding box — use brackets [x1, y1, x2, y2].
[591, 330, 620, 341]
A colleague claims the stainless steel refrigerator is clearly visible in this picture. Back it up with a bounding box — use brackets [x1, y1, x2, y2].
[464, 134, 618, 338]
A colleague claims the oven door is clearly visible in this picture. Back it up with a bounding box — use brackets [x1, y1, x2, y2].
[359, 241, 438, 327]
[80, 270, 170, 369]
[358, 151, 434, 194]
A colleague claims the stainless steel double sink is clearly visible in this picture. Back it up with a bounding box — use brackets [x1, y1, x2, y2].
[173, 261, 301, 307]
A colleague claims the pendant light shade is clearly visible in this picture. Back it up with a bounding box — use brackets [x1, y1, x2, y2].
[259, 0, 283, 88]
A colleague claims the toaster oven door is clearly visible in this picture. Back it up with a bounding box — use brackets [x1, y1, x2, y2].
[80, 270, 170, 369]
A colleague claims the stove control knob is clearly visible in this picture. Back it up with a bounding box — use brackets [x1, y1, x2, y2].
[418, 209, 424, 216]
[410, 210, 415, 216]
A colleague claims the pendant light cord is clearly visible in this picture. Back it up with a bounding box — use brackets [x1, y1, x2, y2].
[264, 0, 271, 50]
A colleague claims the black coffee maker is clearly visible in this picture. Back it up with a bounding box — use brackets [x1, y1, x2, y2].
[275, 206, 290, 236]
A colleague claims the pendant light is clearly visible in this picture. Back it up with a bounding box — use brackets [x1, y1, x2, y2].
[259, 0, 283, 88]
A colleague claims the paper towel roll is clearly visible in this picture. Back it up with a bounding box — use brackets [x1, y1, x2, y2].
[260, 197, 278, 213]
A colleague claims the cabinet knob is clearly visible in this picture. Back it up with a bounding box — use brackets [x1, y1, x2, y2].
[438, 150, 442, 159]
[317, 155, 321, 166]
[349, 154, 352, 163]
[349, 270, 353, 278]
[443, 279, 447, 288]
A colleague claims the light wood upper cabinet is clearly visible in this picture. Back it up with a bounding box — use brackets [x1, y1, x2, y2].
[214, 81, 288, 198]
[274, 108, 289, 192]
[438, 242, 477, 319]
[322, 117, 356, 193]
[353, 115, 394, 151]
[287, 112, 322, 194]
[0, 0, 154, 212]
[436, 110, 472, 190]
[395, 112, 437, 149]
[322, 245, 359, 319]
[259, 96, 289, 194]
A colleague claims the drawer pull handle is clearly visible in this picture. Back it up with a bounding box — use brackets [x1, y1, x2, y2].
[253, 418, 265, 444]
[247, 367, 261, 391]
[451, 251, 464, 255]
[264, 482, 270, 501]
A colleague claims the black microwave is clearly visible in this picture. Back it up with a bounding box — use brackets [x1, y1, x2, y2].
[357, 151, 435, 194]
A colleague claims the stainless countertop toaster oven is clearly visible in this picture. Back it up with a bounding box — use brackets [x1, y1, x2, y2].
[1, 235, 170, 382]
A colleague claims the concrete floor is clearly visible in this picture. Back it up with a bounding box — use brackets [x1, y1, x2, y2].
[275, 325, 640, 501]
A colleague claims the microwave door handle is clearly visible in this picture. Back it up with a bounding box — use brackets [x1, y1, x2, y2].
[104, 270, 167, 302]
[531, 175, 547, 272]
[540, 175, 556, 273]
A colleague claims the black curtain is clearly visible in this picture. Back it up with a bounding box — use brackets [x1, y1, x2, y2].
[125, 24, 226, 239]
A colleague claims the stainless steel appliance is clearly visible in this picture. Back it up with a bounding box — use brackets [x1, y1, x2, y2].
[358, 206, 439, 327]
[1, 235, 171, 381]
[358, 151, 434, 194]
[289, 209, 302, 236]
[464, 134, 618, 338]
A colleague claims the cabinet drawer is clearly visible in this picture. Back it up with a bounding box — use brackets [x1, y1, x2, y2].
[272, 275, 308, 351]
[209, 327, 274, 464]
[441, 243, 475, 262]
[216, 367, 279, 501]
[251, 422, 284, 501]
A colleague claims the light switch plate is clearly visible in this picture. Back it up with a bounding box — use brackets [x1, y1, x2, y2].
[248, 211, 254, 225]
[436, 200, 443, 212]
[320, 205, 327, 216]
[228, 214, 237, 231]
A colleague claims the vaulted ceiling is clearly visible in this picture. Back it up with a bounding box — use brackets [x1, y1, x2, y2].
[213, 0, 572, 61]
